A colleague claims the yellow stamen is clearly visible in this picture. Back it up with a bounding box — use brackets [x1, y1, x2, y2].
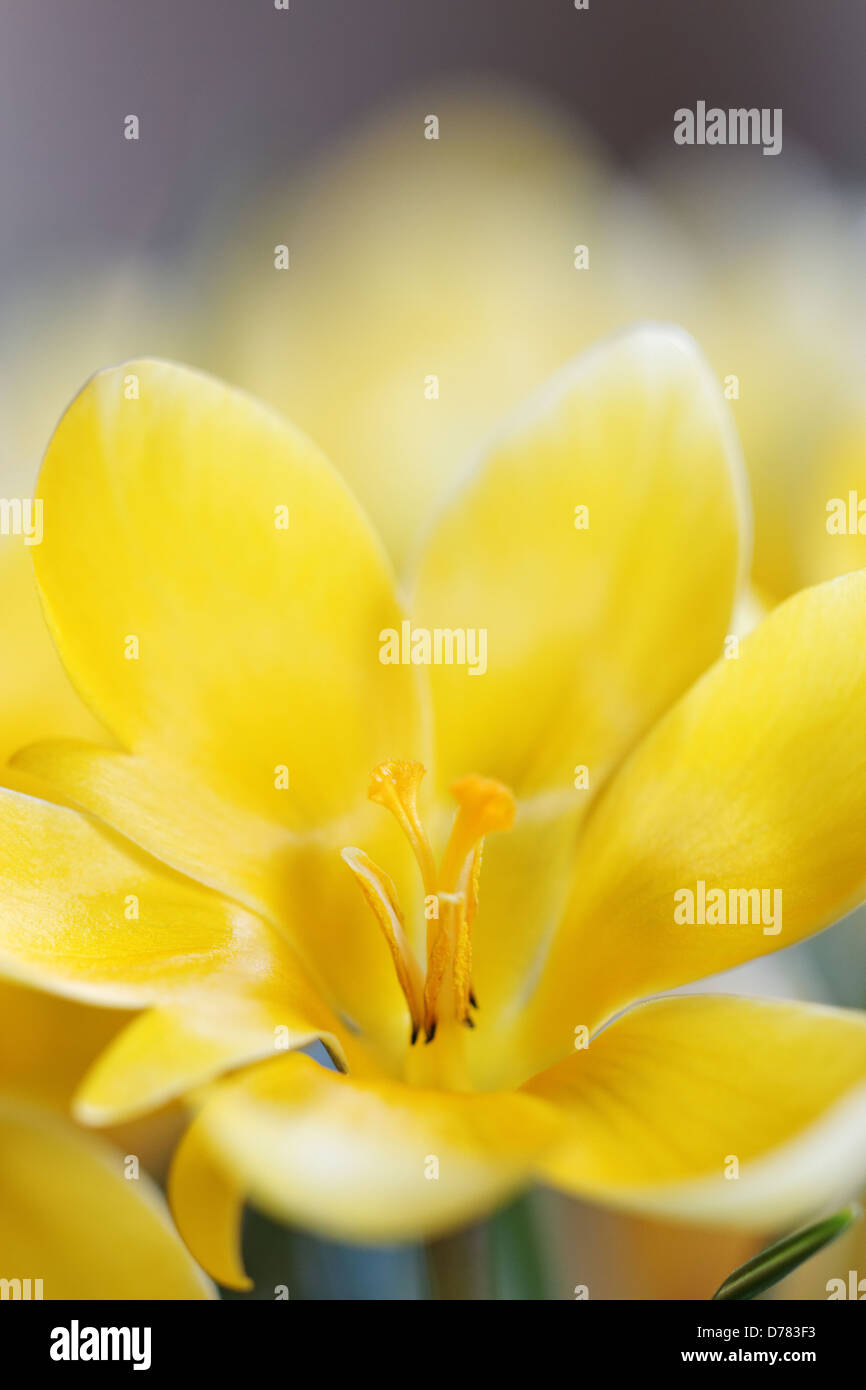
[451, 894, 475, 1028]
[423, 891, 464, 1042]
[439, 775, 516, 895]
[340, 846, 425, 1042]
[367, 760, 437, 897]
[342, 763, 515, 1055]
[463, 841, 484, 933]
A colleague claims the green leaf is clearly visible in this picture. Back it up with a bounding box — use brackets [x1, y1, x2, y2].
[712, 1204, 861, 1301]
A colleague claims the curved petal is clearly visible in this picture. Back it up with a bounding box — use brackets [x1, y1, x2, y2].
[9, 742, 427, 1056]
[0, 1098, 213, 1299]
[32, 358, 426, 831]
[169, 1114, 251, 1292]
[0, 787, 341, 1070]
[0, 259, 191, 765]
[75, 980, 375, 1126]
[0, 539, 105, 766]
[524, 996, 866, 1228]
[168, 1053, 563, 1261]
[11, 739, 301, 920]
[519, 571, 866, 1078]
[412, 324, 748, 800]
[27, 358, 429, 1044]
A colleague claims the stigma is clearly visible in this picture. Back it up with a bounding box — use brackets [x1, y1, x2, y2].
[341, 760, 515, 1044]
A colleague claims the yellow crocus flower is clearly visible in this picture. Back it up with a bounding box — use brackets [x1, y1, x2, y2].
[2, 325, 866, 1293]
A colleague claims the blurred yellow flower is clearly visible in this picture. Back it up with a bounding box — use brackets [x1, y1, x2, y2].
[648, 153, 866, 603]
[213, 87, 694, 575]
[0, 979, 211, 1299]
[214, 90, 866, 606]
[2, 324, 866, 1290]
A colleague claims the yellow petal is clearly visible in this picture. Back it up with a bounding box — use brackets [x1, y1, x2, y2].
[413, 324, 748, 800]
[520, 570, 866, 1078]
[0, 259, 194, 499]
[0, 1098, 213, 1298]
[10, 742, 425, 1060]
[0, 976, 130, 1109]
[0, 787, 336, 1047]
[0, 260, 194, 767]
[25, 358, 431, 1049]
[0, 539, 104, 766]
[169, 1053, 562, 1256]
[75, 982, 359, 1126]
[12, 738, 299, 918]
[524, 996, 866, 1228]
[169, 1114, 251, 1291]
[32, 358, 425, 830]
[460, 791, 584, 1088]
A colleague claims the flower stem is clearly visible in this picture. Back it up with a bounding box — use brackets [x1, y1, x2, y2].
[489, 1191, 551, 1300]
[426, 1192, 551, 1299]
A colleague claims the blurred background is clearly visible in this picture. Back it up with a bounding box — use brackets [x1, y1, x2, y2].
[3, 0, 866, 274]
[2, 0, 866, 1299]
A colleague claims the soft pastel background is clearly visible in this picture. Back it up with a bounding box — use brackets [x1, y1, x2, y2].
[1, 0, 865, 1298]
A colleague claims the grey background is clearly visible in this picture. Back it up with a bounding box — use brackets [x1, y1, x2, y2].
[0, 0, 863, 279]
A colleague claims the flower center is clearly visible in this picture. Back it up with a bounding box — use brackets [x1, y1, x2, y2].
[341, 760, 515, 1046]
